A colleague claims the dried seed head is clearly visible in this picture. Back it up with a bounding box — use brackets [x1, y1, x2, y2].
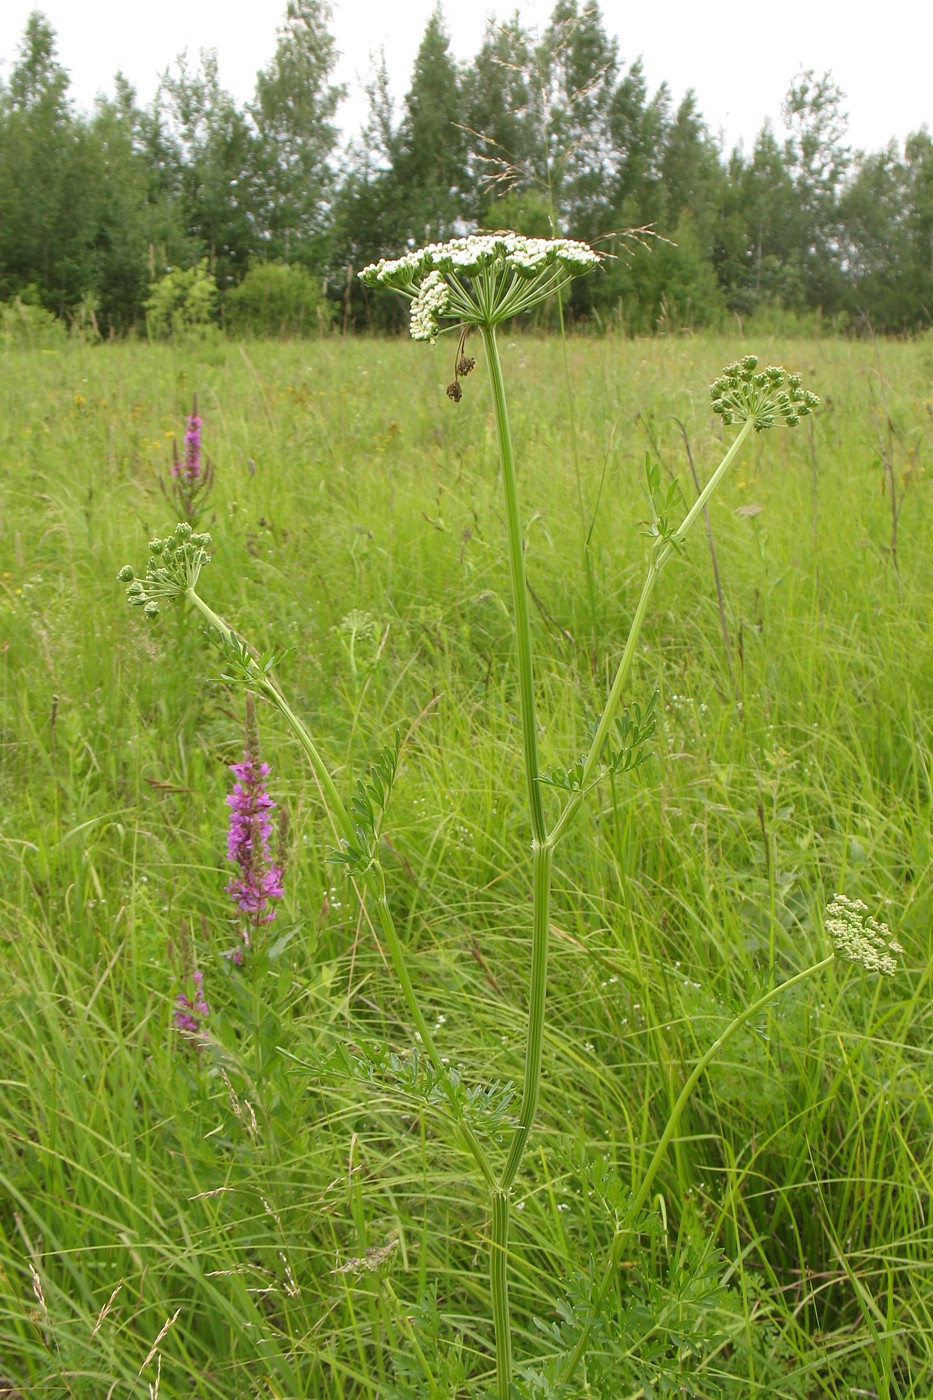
[446, 381, 463, 403]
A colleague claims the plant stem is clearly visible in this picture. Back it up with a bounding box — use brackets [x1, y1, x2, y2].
[185, 589, 356, 850]
[548, 563, 658, 848]
[482, 326, 546, 846]
[490, 1188, 512, 1396]
[499, 839, 553, 1190]
[482, 323, 552, 1398]
[664, 417, 754, 563]
[559, 953, 834, 1387]
[549, 416, 756, 851]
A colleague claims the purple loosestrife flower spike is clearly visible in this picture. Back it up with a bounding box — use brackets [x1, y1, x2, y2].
[226, 695, 284, 950]
[174, 969, 209, 1034]
[183, 394, 202, 482]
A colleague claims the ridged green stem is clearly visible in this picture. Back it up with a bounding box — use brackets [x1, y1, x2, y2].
[482, 324, 552, 1398]
[499, 840, 553, 1191]
[559, 953, 834, 1387]
[482, 326, 546, 845]
[548, 563, 658, 848]
[664, 417, 755, 563]
[490, 1189, 512, 1397]
[548, 416, 756, 851]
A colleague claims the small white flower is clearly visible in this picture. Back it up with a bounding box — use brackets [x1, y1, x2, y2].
[827, 892, 903, 976]
[360, 232, 601, 340]
[409, 270, 451, 343]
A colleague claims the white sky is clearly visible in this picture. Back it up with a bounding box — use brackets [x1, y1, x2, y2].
[0, 0, 929, 159]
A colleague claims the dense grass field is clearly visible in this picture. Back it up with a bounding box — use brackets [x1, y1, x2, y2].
[1, 330, 931, 1398]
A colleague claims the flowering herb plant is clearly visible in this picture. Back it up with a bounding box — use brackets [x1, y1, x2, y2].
[225, 692, 285, 959]
[164, 393, 213, 520]
[117, 232, 902, 1396]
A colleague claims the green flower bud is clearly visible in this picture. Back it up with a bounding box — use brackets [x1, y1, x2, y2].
[710, 359, 819, 433]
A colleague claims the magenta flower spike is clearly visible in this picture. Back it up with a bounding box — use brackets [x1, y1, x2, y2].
[225, 695, 284, 951]
[174, 968, 209, 1034]
[183, 395, 202, 482]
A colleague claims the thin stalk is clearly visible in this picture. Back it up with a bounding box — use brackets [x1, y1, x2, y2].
[490, 1189, 512, 1396]
[548, 564, 658, 848]
[662, 418, 754, 565]
[559, 953, 834, 1387]
[549, 417, 756, 850]
[481, 323, 552, 1399]
[674, 416, 740, 705]
[186, 588, 356, 849]
[481, 325, 546, 845]
[499, 840, 553, 1191]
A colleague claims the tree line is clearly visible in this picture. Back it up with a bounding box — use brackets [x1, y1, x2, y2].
[2, 0, 931, 337]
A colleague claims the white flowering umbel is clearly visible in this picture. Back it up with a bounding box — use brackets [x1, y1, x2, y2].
[360, 232, 601, 342]
[827, 893, 903, 976]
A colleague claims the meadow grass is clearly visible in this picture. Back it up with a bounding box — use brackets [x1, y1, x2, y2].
[1, 330, 931, 1396]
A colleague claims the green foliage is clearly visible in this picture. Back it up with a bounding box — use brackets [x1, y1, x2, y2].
[249, 0, 344, 267]
[0, 294, 66, 347]
[331, 730, 403, 871]
[225, 262, 331, 338]
[144, 258, 218, 340]
[157, 51, 258, 290]
[2, 270, 933, 1400]
[393, 8, 468, 243]
[320, 1038, 517, 1139]
[521, 1237, 735, 1399]
[1, 5, 931, 332]
[540, 693, 658, 793]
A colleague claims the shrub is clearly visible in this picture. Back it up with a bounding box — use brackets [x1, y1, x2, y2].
[0, 293, 67, 348]
[224, 262, 331, 338]
[145, 260, 219, 340]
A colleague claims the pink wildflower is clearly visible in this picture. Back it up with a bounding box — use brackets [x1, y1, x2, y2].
[225, 695, 284, 953]
[174, 968, 209, 1033]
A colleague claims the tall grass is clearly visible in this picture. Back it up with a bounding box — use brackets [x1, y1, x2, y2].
[1, 331, 931, 1396]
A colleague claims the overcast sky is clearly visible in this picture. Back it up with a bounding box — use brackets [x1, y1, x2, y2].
[0, 0, 929, 159]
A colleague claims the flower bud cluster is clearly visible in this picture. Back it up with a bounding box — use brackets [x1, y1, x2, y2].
[117, 521, 212, 618]
[827, 893, 903, 976]
[710, 356, 820, 431]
